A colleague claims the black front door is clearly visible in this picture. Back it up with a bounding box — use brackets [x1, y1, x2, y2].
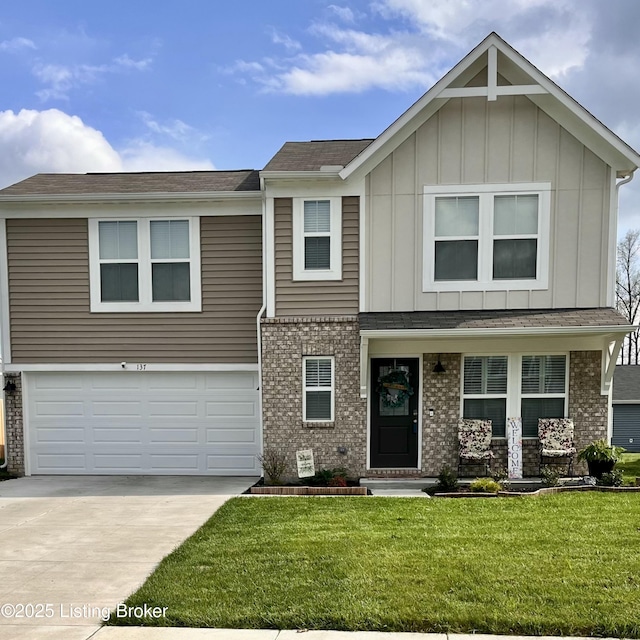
[370, 358, 419, 468]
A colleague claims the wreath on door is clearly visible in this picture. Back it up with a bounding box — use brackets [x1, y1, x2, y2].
[376, 369, 414, 408]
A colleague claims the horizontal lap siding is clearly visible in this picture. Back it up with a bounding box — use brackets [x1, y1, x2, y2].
[8, 216, 262, 363]
[275, 196, 359, 316]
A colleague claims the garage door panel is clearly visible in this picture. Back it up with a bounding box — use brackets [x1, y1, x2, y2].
[27, 371, 260, 475]
[36, 453, 86, 471]
[34, 400, 85, 417]
[206, 401, 256, 417]
[91, 401, 142, 417]
[149, 454, 200, 471]
[148, 401, 199, 417]
[207, 427, 257, 443]
[148, 427, 200, 444]
[93, 428, 143, 443]
[93, 453, 144, 470]
[35, 427, 86, 443]
[207, 454, 256, 472]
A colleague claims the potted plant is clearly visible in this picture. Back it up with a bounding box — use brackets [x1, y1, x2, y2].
[577, 440, 625, 479]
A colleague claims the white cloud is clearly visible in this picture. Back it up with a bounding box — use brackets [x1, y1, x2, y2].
[119, 141, 214, 172]
[0, 109, 215, 190]
[232, 0, 598, 96]
[32, 54, 153, 101]
[327, 5, 356, 23]
[271, 48, 433, 95]
[0, 37, 36, 53]
[137, 111, 201, 142]
[114, 54, 152, 70]
[271, 30, 301, 52]
[0, 109, 121, 187]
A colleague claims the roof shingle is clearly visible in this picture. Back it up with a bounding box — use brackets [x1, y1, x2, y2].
[263, 139, 374, 172]
[0, 170, 260, 196]
[613, 365, 640, 402]
[358, 308, 630, 331]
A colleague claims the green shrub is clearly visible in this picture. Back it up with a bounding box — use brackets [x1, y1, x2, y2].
[469, 477, 502, 493]
[435, 465, 459, 492]
[491, 466, 510, 489]
[577, 440, 625, 463]
[598, 469, 624, 487]
[305, 467, 349, 487]
[541, 465, 561, 487]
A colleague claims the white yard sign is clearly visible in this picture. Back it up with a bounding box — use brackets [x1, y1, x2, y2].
[296, 449, 315, 478]
[507, 417, 523, 479]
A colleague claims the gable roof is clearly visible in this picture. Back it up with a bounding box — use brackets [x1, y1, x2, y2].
[0, 170, 260, 197]
[340, 32, 640, 181]
[613, 365, 640, 402]
[263, 139, 374, 172]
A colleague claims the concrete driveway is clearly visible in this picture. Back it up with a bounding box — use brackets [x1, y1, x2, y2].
[0, 475, 257, 639]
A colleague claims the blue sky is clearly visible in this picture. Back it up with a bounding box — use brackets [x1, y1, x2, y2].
[1, 0, 640, 230]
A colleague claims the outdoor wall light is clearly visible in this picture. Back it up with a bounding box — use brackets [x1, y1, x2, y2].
[3, 380, 16, 393]
[337, 446, 348, 455]
[433, 357, 446, 374]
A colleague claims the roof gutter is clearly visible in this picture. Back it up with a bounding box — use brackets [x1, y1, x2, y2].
[260, 170, 343, 181]
[360, 325, 635, 339]
[0, 191, 261, 204]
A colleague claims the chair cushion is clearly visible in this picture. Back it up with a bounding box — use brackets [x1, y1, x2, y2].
[538, 418, 574, 454]
[458, 419, 493, 459]
[541, 448, 576, 457]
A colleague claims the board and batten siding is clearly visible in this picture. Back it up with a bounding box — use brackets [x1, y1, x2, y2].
[7, 216, 262, 363]
[274, 196, 359, 316]
[366, 94, 612, 312]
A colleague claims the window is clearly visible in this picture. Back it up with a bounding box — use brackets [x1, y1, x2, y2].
[292, 197, 342, 281]
[424, 183, 550, 291]
[303, 357, 334, 422]
[461, 353, 568, 439]
[521, 355, 567, 437]
[462, 356, 508, 437]
[89, 218, 201, 312]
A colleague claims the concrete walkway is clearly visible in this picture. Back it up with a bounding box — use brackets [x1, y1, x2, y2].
[0, 475, 257, 640]
[90, 629, 621, 639]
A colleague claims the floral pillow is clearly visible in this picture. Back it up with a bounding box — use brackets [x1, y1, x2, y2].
[538, 418, 576, 457]
[458, 419, 494, 460]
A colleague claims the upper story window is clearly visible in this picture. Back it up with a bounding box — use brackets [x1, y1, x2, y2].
[292, 197, 342, 281]
[88, 217, 201, 313]
[423, 183, 551, 292]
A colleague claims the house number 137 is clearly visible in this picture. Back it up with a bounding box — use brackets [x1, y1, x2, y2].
[136, 364, 147, 371]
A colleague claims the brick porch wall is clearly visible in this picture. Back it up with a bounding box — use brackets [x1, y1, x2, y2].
[421, 350, 606, 477]
[569, 350, 609, 475]
[4, 373, 24, 476]
[261, 317, 367, 479]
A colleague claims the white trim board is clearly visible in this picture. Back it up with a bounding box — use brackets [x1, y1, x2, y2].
[4, 363, 259, 373]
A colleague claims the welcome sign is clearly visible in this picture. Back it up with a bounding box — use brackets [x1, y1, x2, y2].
[507, 417, 523, 479]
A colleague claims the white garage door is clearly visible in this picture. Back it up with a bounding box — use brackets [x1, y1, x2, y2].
[26, 371, 261, 475]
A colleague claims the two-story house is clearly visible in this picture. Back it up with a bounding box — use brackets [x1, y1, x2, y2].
[0, 33, 637, 478]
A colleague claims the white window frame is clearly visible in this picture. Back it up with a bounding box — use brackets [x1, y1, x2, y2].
[423, 183, 551, 292]
[460, 352, 569, 440]
[302, 356, 335, 423]
[88, 217, 201, 313]
[292, 197, 342, 281]
[461, 355, 510, 438]
[520, 354, 569, 438]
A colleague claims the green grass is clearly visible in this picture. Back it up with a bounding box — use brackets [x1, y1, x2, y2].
[112, 495, 640, 636]
[619, 453, 640, 482]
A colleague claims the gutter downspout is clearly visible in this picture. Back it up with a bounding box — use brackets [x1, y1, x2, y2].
[256, 176, 268, 463]
[0, 369, 6, 470]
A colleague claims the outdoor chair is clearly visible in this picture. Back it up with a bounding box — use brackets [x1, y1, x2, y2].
[538, 418, 576, 476]
[458, 418, 494, 477]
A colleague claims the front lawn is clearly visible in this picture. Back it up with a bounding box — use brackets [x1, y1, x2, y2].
[619, 452, 640, 482]
[113, 495, 640, 636]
